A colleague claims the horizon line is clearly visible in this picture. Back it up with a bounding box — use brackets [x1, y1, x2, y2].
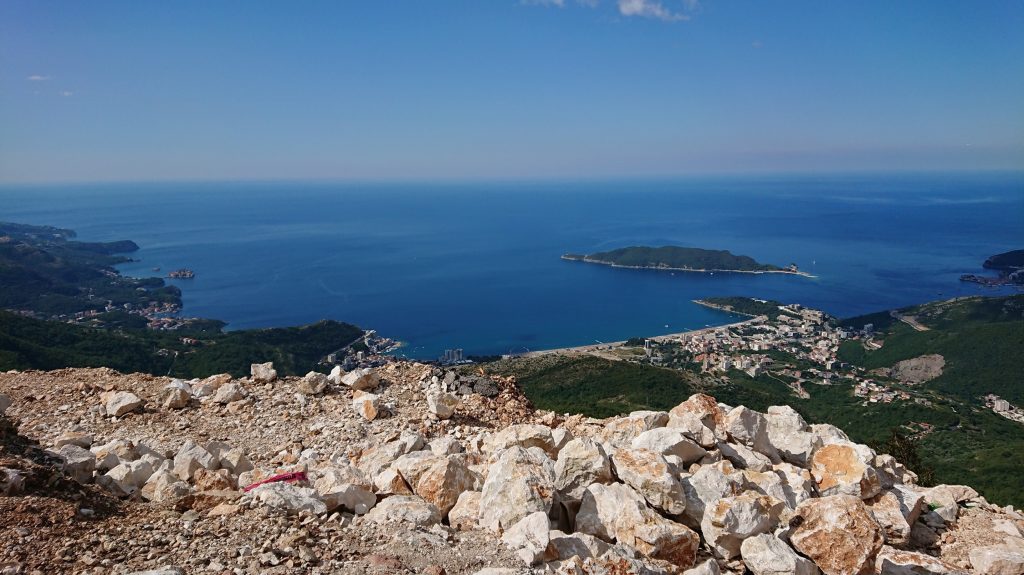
[2, 167, 1023, 188]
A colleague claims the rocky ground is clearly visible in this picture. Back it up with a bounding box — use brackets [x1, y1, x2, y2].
[1, 361, 1023, 575]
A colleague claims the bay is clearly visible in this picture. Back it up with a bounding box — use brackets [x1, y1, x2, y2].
[2, 172, 1021, 359]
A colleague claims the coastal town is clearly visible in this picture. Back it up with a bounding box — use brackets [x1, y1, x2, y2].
[526, 298, 930, 408]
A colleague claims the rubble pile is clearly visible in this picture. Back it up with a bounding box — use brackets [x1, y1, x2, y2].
[1, 362, 1023, 574]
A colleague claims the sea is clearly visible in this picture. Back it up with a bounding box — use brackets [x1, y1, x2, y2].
[2, 172, 1022, 360]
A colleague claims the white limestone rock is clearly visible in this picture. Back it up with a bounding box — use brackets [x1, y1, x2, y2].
[811, 443, 882, 500]
[297, 371, 328, 395]
[58, 444, 96, 484]
[969, 545, 1024, 575]
[414, 456, 477, 516]
[790, 495, 885, 575]
[314, 465, 376, 514]
[700, 492, 785, 559]
[679, 461, 745, 525]
[575, 482, 699, 568]
[327, 365, 346, 386]
[765, 405, 821, 466]
[875, 546, 965, 575]
[250, 362, 277, 383]
[667, 411, 719, 449]
[741, 533, 820, 575]
[426, 388, 458, 419]
[718, 440, 773, 472]
[251, 482, 327, 515]
[611, 448, 686, 515]
[364, 495, 441, 526]
[630, 428, 707, 464]
[173, 440, 217, 481]
[340, 368, 379, 391]
[483, 424, 556, 457]
[600, 411, 670, 448]
[218, 447, 254, 476]
[212, 382, 246, 404]
[501, 511, 553, 565]
[103, 391, 144, 417]
[352, 390, 381, 421]
[723, 405, 780, 462]
[449, 490, 482, 530]
[478, 446, 556, 532]
[554, 438, 613, 501]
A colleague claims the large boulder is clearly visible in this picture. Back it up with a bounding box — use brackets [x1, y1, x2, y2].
[478, 446, 556, 532]
[723, 405, 780, 462]
[352, 390, 381, 421]
[219, 447, 254, 476]
[340, 368, 379, 391]
[173, 440, 218, 481]
[364, 495, 441, 526]
[297, 371, 328, 395]
[211, 383, 246, 404]
[314, 465, 376, 514]
[58, 444, 96, 484]
[718, 440, 773, 472]
[483, 424, 556, 458]
[790, 495, 885, 575]
[600, 411, 670, 448]
[140, 470, 191, 503]
[611, 448, 686, 515]
[250, 482, 327, 515]
[576, 482, 699, 568]
[327, 365, 346, 386]
[669, 394, 725, 431]
[741, 533, 820, 575]
[765, 405, 821, 466]
[501, 511, 553, 566]
[554, 438, 613, 501]
[811, 444, 882, 499]
[250, 362, 277, 383]
[426, 389, 458, 419]
[355, 432, 424, 478]
[679, 461, 745, 525]
[969, 545, 1024, 575]
[103, 391, 144, 417]
[548, 530, 611, 562]
[875, 546, 965, 575]
[667, 411, 718, 448]
[449, 491, 482, 530]
[865, 486, 924, 546]
[415, 456, 476, 516]
[630, 428, 707, 464]
[700, 492, 785, 559]
[161, 380, 192, 409]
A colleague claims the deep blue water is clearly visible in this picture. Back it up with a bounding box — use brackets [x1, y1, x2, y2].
[2, 173, 1022, 359]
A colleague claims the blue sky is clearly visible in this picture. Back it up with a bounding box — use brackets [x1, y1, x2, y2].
[2, 0, 1023, 183]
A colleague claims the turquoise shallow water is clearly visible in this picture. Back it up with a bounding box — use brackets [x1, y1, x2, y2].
[2, 172, 1022, 359]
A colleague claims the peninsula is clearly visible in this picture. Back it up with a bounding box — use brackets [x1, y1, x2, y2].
[562, 245, 813, 277]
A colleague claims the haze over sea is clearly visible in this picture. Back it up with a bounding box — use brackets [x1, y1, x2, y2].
[3, 172, 1022, 359]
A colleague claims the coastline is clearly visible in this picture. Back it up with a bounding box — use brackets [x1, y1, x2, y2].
[561, 255, 817, 278]
[519, 317, 756, 359]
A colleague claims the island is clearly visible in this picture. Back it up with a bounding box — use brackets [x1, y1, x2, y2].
[561, 246, 812, 277]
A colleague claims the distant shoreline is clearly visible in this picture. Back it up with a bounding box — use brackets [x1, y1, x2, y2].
[561, 255, 817, 278]
[520, 317, 756, 358]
